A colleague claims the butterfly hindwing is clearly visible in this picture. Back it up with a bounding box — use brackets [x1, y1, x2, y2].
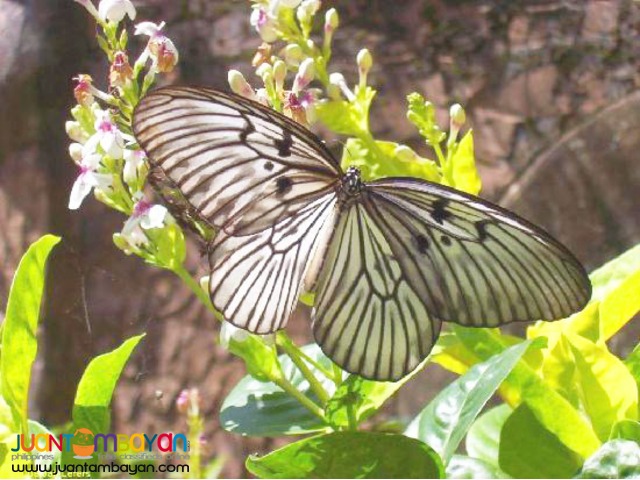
[209, 194, 336, 333]
[312, 202, 441, 381]
[133, 86, 341, 236]
[364, 178, 591, 327]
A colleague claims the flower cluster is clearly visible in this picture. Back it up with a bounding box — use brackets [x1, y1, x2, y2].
[67, 0, 183, 268]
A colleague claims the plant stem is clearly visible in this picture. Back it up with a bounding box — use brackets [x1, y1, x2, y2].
[277, 333, 331, 405]
[173, 266, 222, 321]
[272, 375, 326, 420]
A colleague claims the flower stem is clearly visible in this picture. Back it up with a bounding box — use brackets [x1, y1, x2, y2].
[173, 266, 222, 321]
[277, 333, 331, 405]
[272, 374, 326, 420]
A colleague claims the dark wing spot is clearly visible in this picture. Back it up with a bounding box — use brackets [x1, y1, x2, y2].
[414, 234, 430, 254]
[276, 176, 293, 195]
[441, 235, 452, 246]
[274, 130, 293, 157]
[264, 161, 274, 171]
[431, 198, 451, 224]
[475, 220, 492, 242]
[239, 121, 255, 143]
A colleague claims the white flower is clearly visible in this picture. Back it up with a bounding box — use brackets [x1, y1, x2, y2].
[121, 200, 169, 247]
[134, 21, 179, 73]
[98, 0, 136, 23]
[250, 7, 279, 43]
[297, 0, 321, 25]
[91, 111, 126, 159]
[68, 150, 112, 210]
[65, 121, 88, 143]
[123, 149, 146, 184]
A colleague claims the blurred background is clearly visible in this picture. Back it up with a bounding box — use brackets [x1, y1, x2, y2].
[1, 0, 639, 477]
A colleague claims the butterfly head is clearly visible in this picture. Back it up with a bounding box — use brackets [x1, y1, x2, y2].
[341, 166, 363, 197]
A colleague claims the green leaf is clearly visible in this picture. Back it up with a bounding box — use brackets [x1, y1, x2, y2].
[576, 440, 640, 479]
[342, 139, 440, 183]
[590, 243, 640, 303]
[452, 326, 601, 458]
[445, 130, 481, 195]
[246, 432, 444, 479]
[315, 100, 364, 137]
[29, 420, 61, 471]
[225, 333, 282, 383]
[499, 403, 583, 478]
[405, 340, 532, 464]
[1, 235, 60, 434]
[446, 455, 504, 479]
[598, 268, 640, 340]
[626, 343, 640, 394]
[567, 333, 638, 440]
[609, 420, 640, 442]
[219, 345, 333, 437]
[72, 334, 145, 435]
[406, 93, 445, 146]
[465, 404, 512, 469]
[325, 353, 432, 429]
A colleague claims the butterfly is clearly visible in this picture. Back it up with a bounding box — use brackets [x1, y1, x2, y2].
[132, 86, 592, 382]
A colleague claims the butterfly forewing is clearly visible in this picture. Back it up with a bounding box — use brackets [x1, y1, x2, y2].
[133, 86, 342, 235]
[312, 202, 441, 381]
[364, 178, 592, 326]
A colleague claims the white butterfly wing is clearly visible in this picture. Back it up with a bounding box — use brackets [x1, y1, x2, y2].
[133, 86, 342, 236]
[365, 178, 592, 327]
[209, 193, 337, 333]
[312, 202, 441, 381]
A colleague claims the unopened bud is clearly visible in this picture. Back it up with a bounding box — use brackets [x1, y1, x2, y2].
[273, 60, 287, 92]
[325, 8, 339, 31]
[68, 143, 84, 163]
[394, 145, 418, 163]
[65, 121, 87, 143]
[449, 103, 466, 128]
[329, 72, 354, 101]
[449, 103, 466, 142]
[293, 58, 315, 93]
[282, 44, 304, 67]
[357, 48, 372, 87]
[228, 70, 256, 100]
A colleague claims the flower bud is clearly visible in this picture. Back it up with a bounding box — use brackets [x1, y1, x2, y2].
[297, 0, 321, 26]
[325, 8, 339, 32]
[69, 143, 84, 163]
[109, 51, 133, 87]
[357, 48, 372, 87]
[66, 121, 87, 143]
[273, 60, 287, 93]
[329, 72, 354, 101]
[449, 103, 466, 128]
[73, 74, 95, 106]
[293, 58, 315, 93]
[252, 42, 272, 68]
[449, 103, 466, 142]
[394, 145, 418, 163]
[279, 0, 303, 7]
[228, 70, 256, 100]
[282, 44, 304, 67]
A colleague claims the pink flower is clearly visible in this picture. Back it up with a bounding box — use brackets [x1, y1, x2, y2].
[68, 150, 112, 210]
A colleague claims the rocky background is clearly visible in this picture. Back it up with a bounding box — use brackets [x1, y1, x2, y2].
[1, 0, 639, 477]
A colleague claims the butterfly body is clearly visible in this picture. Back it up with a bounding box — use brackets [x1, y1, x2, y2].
[133, 86, 592, 381]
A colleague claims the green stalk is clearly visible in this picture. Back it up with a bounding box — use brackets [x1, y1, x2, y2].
[173, 266, 223, 321]
[277, 334, 331, 405]
[272, 375, 326, 420]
